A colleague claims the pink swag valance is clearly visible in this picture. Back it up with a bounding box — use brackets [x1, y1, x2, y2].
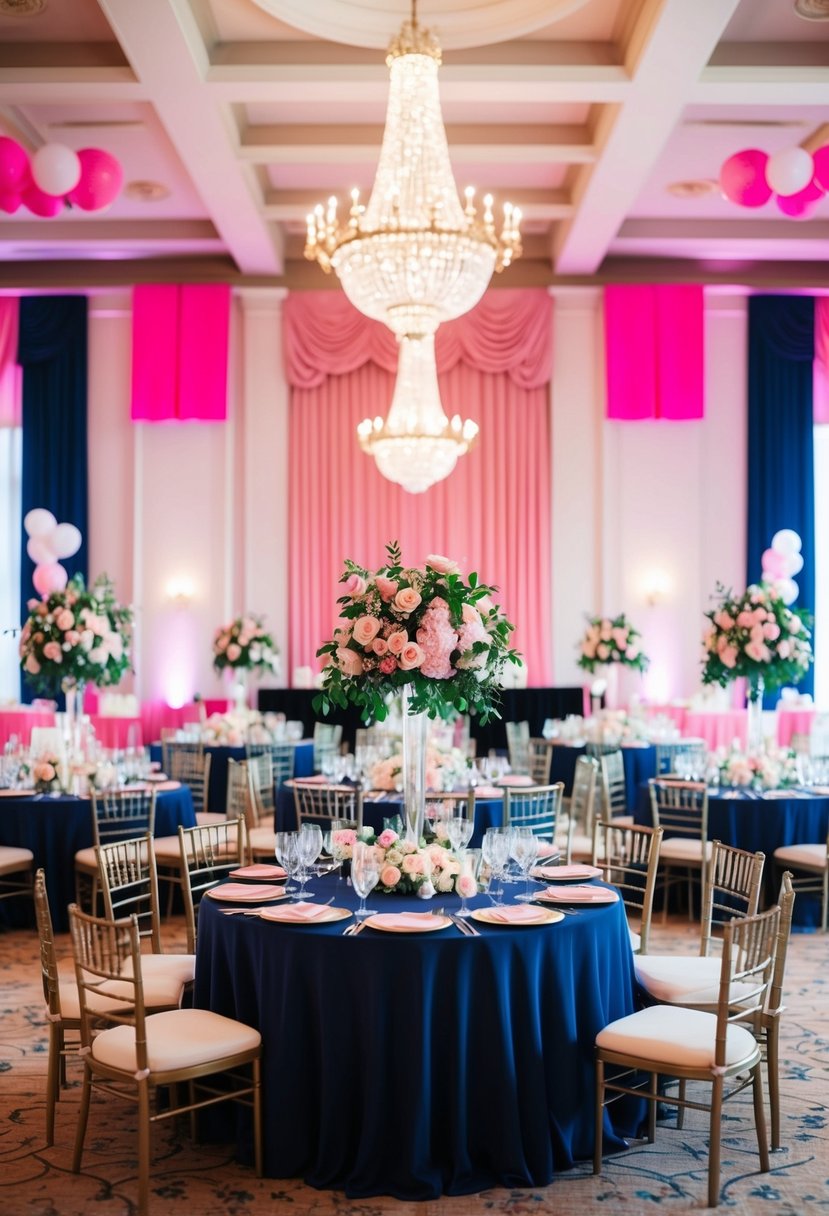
[282, 288, 553, 390]
[0, 297, 22, 428]
[815, 297, 829, 425]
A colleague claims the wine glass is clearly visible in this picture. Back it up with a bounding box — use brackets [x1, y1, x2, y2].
[351, 841, 380, 919]
[296, 823, 323, 899]
[510, 827, 541, 901]
[481, 828, 509, 905]
[456, 848, 481, 917]
[447, 813, 474, 856]
[275, 831, 300, 897]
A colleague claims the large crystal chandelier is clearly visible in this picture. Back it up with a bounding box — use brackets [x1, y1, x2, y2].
[304, 2, 522, 494]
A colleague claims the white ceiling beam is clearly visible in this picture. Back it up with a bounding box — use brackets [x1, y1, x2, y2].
[617, 218, 829, 244]
[97, 0, 282, 275]
[692, 65, 829, 106]
[553, 0, 741, 276]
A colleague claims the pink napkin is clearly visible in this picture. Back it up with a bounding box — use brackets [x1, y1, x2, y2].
[487, 904, 546, 923]
[542, 885, 618, 904]
[534, 863, 601, 881]
[294, 774, 327, 784]
[230, 863, 287, 880]
[497, 774, 534, 786]
[535, 842, 560, 859]
[368, 912, 445, 931]
[270, 901, 331, 921]
[207, 882, 284, 902]
[474, 786, 503, 799]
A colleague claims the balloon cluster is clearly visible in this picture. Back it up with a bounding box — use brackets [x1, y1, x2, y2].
[720, 144, 829, 219]
[0, 136, 123, 217]
[761, 530, 803, 606]
[24, 509, 82, 598]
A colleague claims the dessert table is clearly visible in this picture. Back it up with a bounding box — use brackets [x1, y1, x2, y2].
[194, 874, 641, 1198]
[634, 784, 829, 927]
[0, 783, 195, 931]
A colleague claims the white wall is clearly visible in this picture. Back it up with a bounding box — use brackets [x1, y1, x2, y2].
[84, 286, 750, 709]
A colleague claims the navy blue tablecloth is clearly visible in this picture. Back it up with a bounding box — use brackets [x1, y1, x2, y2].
[635, 784, 829, 927]
[149, 741, 314, 811]
[276, 785, 503, 845]
[550, 744, 655, 812]
[0, 784, 195, 932]
[194, 874, 641, 1198]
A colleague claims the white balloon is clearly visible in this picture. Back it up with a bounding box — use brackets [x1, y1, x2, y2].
[771, 528, 802, 556]
[782, 552, 804, 577]
[51, 522, 82, 559]
[778, 578, 798, 606]
[766, 147, 814, 197]
[31, 143, 81, 197]
[27, 536, 57, 565]
[24, 507, 57, 538]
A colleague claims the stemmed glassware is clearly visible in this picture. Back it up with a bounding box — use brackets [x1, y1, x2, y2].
[510, 827, 541, 901]
[275, 831, 300, 898]
[481, 828, 509, 905]
[351, 841, 380, 919]
[456, 848, 481, 917]
[296, 822, 323, 899]
[447, 812, 474, 855]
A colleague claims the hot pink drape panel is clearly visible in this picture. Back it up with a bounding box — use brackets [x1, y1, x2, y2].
[130, 284, 231, 422]
[0, 298, 22, 427]
[285, 289, 553, 686]
[815, 297, 829, 425]
[605, 284, 704, 420]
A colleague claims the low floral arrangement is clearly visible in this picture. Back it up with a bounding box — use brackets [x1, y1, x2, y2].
[212, 616, 280, 677]
[330, 825, 476, 897]
[576, 614, 649, 674]
[31, 752, 63, 794]
[370, 744, 469, 792]
[19, 574, 132, 696]
[717, 747, 798, 792]
[315, 542, 520, 723]
[701, 583, 812, 695]
[202, 709, 275, 748]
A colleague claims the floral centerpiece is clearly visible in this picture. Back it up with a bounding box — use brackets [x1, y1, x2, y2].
[330, 825, 476, 898]
[576, 614, 649, 674]
[701, 583, 812, 696]
[31, 752, 63, 794]
[370, 744, 469, 792]
[19, 574, 132, 698]
[201, 708, 275, 748]
[212, 616, 280, 677]
[717, 747, 799, 792]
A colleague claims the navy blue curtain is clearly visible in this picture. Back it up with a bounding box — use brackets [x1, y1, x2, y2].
[747, 295, 815, 701]
[18, 296, 88, 699]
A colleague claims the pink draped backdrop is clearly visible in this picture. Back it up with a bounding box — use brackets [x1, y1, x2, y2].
[605, 284, 704, 421]
[0, 298, 22, 427]
[815, 297, 829, 425]
[284, 289, 554, 686]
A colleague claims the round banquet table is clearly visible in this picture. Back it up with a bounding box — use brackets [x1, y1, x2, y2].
[275, 784, 503, 845]
[635, 784, 829, 928]
[194, 874, 641, 1199]
[0, 783, 195, 932]
[549, 742, 656, 812]
[149, 740, 314, 810]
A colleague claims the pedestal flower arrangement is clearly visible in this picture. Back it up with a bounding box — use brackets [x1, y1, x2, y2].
[315, 542, 520, 850]
[576, 614, 649, 674]
[212, 615, 280, 710]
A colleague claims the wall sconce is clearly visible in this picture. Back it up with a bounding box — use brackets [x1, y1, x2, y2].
[166, 577, 195, 607]
[644, 572, 672, 607]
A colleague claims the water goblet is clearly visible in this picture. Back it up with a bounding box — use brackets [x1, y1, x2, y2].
[296, 822, 323, 898]
[510, 827, 541, 901]
[481, 828, 509, 905]
[456, 848, 481, 917]
[275, 831, 300, 897]
[447, 813, 474, 855]
[351, 841, 380, 919]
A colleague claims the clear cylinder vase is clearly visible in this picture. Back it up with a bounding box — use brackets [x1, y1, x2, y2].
[747, 674, 765, 754]
[61, 678, 84, 760]
[401, 685, 428, 847]
[229, 668, 249, 713]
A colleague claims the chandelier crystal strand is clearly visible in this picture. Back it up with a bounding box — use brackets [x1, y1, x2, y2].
[304, 6, 521, 492]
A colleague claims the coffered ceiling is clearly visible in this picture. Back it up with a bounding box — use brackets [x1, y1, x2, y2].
[0, 0, 827, 288]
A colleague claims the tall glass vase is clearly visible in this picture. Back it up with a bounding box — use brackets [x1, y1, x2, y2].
[228, 667, 249, 713]
[61, 678, 85, 758]
[401, 685, 428, 847]
[747, 674, 765, 754]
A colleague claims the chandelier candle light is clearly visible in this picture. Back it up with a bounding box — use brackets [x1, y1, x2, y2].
[304, 2, 522, 493]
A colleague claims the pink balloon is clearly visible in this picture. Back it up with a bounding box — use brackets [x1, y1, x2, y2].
[719, 149, 772, 208]
[27, 536, 57, 565]
[0, 136, 29, 192]
[761, 548, 787, 579]
[22, 183, 65, 218]
[776, 175, 824, 218]
[0, 190, 22, 214]
[33, 563, 68, 598]
[812, 145, 829, 192]
[66, 148, 123, 212]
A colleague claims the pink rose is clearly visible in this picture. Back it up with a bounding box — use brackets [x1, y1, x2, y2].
[457, 873, 477, 899]
[416, 597, 458, 680]
[380, 864, 402, 888]
[226, 643, 241, 661]
[375, 576, 398, 602]
[599, 620, 612, 641]
[461, 603, 481, 625]
[596, 643, 610, 661]
[379, 655, 398, 674]
[736, 610, 754, 629]
[387, 630, 407, 655]
[377, 829, 399, 849]
[343, 573, 367, 597]
[611, 627, 628, 650]
[352, 616, 381, 646]
[745, 640, 770, 662]
[425, 554, 459, 575]
[393, 587, 422, 614]
[372, 637, 388, 656]
[777, 640, 791, 659]
[64, 630, 81, 647]
[720, 644, 738, 668]
[581, 640, 596, 658]
[401, 853, 427, 876]
[24, 654, 41, 674]
[42, 641, 62, 662]
[55, 609, 74, 631]
[762, 622, 780, 641]
[399, 642, 425, 670]
[35, 761, 56, 782]
[713, 611, 734, 631]
[336, 647, 364, 677]
[333, 829, 357, 847]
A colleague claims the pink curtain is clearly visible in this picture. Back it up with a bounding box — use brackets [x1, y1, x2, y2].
[815, 297, 829, 425]
[0, 298, 22, 427]
[605, 285, 704, 421]
[131, 284, 231, 422]
[285, 289, 553, 686]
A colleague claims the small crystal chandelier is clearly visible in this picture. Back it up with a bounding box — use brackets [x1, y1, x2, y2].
[305, 1, 521, 493]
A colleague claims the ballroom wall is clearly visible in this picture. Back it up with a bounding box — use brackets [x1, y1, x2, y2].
[84, 287, 747, 707]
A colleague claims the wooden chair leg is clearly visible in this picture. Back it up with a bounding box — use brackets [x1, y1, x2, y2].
[647, 1071, 658, 1142]
[767, 1025, 781, 1150]
[72, 1067, 92, 1173]
[593, 1056, 605, 1173]
[676, 1078, 686, 1130]
[253, 1058, 263, 1177]
[45, 1023, 60, 1146]
[137, 1081, 151, 1216]
[707, 1075, 724, 1208]
[753, 1063, 770, 1174]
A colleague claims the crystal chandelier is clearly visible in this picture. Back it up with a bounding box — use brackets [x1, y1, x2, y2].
[304, 2, 521, 493]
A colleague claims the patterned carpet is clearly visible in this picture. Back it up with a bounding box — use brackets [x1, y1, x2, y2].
[0, 915, 826, 1216]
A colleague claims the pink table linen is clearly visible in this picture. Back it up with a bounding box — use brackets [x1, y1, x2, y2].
[777, 709, 816, 748]
[0, 709, 57, 748]
[89, 715, 144, 750]
[683, 710, 747, 751]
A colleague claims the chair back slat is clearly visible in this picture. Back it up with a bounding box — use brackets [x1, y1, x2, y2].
[504, 783, 563, 838]
[598, 750, 627, 818]
[96, 833, 163, 955]
[715, 904, 781, 1066]
[699, 840, 765, 956]
[69, 905, 148, 1053]
[529, 739, 552, 784]
[164, 742, 211, 816]
[592, 820, 663, 952]
[90, 788, 157, 849]
[177, 818, 247, 954]
[293, 782, 363, 829]
[34, 868, 61, 1018]
[648, 779, 708, 841]
[506, 721, 531, 775]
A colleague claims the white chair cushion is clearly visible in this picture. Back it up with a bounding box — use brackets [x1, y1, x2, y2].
[634, 954, 759, 1007]
[91, 1008, 261, 1074]
[0, 845, 33, 872]
[773, 843, 826, 872]
[596, 1003, 757, 1070]
[660, 837, 712, 863]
